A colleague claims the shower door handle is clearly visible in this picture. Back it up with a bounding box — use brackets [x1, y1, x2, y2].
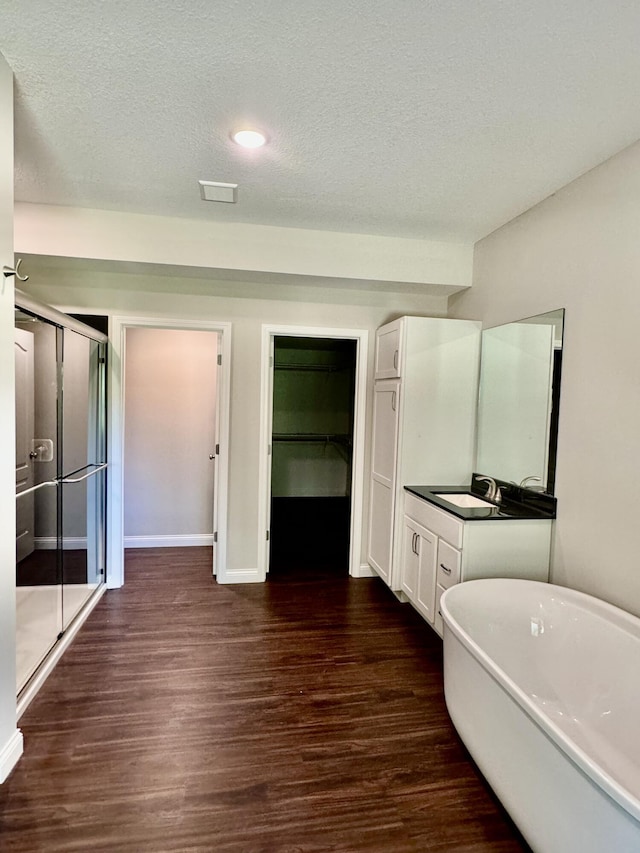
[61, 463, 108, 483]
[16, 479, 58, 498]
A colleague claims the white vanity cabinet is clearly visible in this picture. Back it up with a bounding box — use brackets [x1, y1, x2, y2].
[367, 316, 481, 589]
[402, 491, 552, 636]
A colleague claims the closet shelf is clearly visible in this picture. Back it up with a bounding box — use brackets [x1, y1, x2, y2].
[272, 433, 351, 444]
[273, 362, 351, 372]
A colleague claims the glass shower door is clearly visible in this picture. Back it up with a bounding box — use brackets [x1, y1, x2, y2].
[15, 294, 108, 696]
[14, 309, 63, 693]
[60, 329, 107, 630]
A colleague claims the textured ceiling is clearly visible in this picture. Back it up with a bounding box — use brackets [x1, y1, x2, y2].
[3, 0, 640, 242]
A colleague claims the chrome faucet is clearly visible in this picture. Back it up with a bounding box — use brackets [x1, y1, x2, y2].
[476, 475, 502, 504]
[519, 476, 542, 489]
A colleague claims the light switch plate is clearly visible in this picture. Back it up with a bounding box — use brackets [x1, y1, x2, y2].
[31, 438, 54, 462]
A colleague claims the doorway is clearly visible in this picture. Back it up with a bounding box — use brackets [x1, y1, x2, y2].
[123, 328, 220, 558]
[258, 325, 369, 580]
[269, 336, 357, 576]
[108, 316, 232, 587]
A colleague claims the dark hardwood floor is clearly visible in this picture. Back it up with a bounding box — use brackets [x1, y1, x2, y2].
[1, 548, 530, 852]
[17, 548, 88, 586]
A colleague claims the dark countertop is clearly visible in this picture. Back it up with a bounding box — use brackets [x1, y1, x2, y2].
[405, 475, 556, 521]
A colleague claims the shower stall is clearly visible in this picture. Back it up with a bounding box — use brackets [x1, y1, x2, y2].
[14, 290, 107, 696]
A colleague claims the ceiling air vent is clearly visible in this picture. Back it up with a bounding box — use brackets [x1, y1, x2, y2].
[198, 180, 238, 203]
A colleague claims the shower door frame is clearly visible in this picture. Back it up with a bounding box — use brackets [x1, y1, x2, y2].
[108, 315, 232, 587]
[14, 289, 109, 718]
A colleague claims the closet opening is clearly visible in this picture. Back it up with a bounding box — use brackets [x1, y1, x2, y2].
[123, 328, 220, 571]
[268, 336, 357, 577]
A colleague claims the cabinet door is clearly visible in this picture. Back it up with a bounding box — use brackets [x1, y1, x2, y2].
[401, 517, 419, 600]
[367, 379, 400, 584]
[415, 524, 438, 623]
[374, 319, 402, 379]
[401, 516, 438, 624]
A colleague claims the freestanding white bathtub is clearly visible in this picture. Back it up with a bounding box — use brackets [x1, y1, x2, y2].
[440, 578, 640, 853]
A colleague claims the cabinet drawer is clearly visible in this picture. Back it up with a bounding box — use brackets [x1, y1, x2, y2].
[437, 539, 461, 589]
[403, 493, 464, 549]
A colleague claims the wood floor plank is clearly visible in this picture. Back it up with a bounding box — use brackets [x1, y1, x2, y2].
[0, 548, 530, 852]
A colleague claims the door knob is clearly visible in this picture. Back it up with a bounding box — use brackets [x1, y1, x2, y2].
[209, 454, 215, 460]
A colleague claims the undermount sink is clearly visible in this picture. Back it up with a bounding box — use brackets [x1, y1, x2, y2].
[434, 492, 496, 509]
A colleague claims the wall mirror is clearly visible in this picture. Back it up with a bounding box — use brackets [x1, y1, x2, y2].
[476, 308, 564, 494]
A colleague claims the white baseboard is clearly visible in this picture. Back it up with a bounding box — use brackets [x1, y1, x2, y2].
[218, 567, 262, 584]
[17, 585, 107, 721]
[0, 729, 24, 783]
[352, 562, 378, 578]
[35, 537, 87, 550]
[124, 534, 214, 549]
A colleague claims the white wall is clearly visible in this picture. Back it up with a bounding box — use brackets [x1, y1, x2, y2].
[22, 266, 449, 577]
[124, 328, 217, 542]
[15, 203, 474, 294]
[0, 52, 22, 782]
[449, 139, 640, 615]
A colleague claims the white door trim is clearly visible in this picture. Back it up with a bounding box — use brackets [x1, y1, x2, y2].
[257, 324, 369, 581]
[108, 315, 232, 588]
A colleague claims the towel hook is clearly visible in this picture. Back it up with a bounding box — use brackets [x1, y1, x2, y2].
[3, 258, 29, 282]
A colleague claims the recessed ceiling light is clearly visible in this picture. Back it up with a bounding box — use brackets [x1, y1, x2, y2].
[231, 129, 267, 149]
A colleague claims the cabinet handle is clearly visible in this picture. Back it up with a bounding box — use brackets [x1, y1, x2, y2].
[393, 349, 398, 370]
[411, 532, 417, 554]
[415, 536, 420, 557]
[439, 563, 452, 575]
[391, 390, 397, 412]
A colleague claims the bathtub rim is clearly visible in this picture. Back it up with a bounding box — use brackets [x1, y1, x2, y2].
[441, 578, 640, 824]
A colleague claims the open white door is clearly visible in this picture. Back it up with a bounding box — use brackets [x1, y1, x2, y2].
[263, 335, 275, 574]
[211, 332, 222, 576]
[15, 328, 35, 562]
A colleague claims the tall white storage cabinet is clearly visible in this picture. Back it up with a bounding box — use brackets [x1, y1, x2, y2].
[367, 317, 481, 590]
